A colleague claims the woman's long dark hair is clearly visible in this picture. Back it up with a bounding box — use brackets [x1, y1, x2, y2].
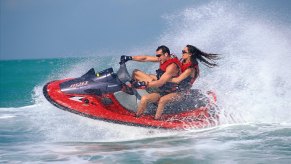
[186, 45, 220, 67]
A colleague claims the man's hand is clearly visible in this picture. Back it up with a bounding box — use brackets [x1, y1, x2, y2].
[120, 55, 132, 64]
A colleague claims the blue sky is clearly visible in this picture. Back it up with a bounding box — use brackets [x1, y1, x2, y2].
[0, 0, 290, 60]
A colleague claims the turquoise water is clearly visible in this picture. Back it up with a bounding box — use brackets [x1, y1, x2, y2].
[0, 58, 74, 107]
[1, 1, 291, 163]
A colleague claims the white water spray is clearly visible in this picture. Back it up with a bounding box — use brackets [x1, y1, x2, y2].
[157, 1, 291, 123]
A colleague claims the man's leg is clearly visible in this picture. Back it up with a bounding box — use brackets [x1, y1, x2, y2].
[136, 93, 161, 117]
[155, 93, 182, 119]
[132, 69, 157, 82]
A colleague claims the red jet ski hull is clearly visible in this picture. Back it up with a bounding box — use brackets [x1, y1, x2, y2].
[43, 79, 219, 130]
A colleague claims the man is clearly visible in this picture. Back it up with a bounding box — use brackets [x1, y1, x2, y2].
[120, 45, 181, 118]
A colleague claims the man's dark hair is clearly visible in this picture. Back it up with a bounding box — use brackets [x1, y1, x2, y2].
[156, 45, 170, 55]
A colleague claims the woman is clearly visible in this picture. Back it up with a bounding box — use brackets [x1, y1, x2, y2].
[153, 45, 220, 120]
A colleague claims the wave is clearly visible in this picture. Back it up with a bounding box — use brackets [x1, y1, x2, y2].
[154, 1, 291, 124]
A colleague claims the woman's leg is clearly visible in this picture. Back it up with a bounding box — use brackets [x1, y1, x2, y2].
[155, 93, 182, 119]
[132, 69, 157, 82]
[136, 93, 161, 117]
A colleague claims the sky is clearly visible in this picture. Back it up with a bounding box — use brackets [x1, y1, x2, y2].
[0, 0, 290, 60]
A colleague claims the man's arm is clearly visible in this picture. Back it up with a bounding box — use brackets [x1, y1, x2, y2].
[120, 55, 159, 64]
[132, 55, 159, 62]
[147, 63, 177, 88]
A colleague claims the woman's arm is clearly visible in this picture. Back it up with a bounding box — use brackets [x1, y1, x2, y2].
[170, 68, 194, 84]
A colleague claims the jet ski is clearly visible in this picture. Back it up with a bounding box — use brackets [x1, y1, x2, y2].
[43, 61, 219, 130]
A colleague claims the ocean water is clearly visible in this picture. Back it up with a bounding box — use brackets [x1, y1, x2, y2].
[1, 1, 291, 163]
